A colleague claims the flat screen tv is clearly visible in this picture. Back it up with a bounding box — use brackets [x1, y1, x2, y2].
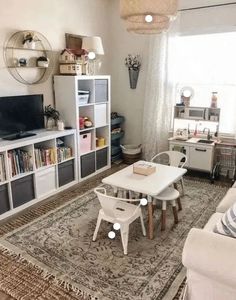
[0, 94, 44, 140]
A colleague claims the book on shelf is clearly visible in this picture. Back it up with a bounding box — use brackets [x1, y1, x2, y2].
[8, 149, 33, 178]
[0, 154, 6, 182]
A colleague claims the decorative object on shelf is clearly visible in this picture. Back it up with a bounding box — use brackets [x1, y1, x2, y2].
[211, 92, 218, 108]
[120, 0, 178, 34]
[57, 120, 65, 131]
[125, 54, 141, 89]
[180, 86, 194, 107]
[83, 117, 93, 128]
[37, 56, 49, 68]
[96, 137, 105, 148]
[18, 58, 27, 67]
[44, 105, 60, 130]
[82, 36, 104, 75]
[3, 30, 54, 85]
[59, 48, 88, 75]
[22, 32, 40, 49]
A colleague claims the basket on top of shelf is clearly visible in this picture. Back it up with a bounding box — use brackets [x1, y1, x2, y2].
[121, 144, 142, 164]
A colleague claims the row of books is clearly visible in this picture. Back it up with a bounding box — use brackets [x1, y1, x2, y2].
[57, 147, 73, 163]
[35, 147, 73, 168]
[0, 154, 6, 182]
[34, 148, 57, 169]
[8, 150, 33, 178]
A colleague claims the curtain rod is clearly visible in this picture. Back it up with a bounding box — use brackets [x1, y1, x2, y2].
[179, 2, 236, 12]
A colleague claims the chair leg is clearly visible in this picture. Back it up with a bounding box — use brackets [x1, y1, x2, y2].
[181, 178, 185, 196]
[93, 213, 102, 241]
[172, 200, 178, 224]
[120, 225, 129, 255]
[177, 197, 182, 211]
[140, 213, 146, 236]
[161, 201, 167, 231]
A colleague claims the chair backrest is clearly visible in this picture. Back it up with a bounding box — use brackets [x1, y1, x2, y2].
[94, 188, 141, 219]
[94, 188, 118, 218]
[151, 151, 187, 168]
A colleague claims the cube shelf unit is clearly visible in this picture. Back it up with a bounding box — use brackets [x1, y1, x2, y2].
[54, 75, 111, 181]
[0, 129, 77, 219]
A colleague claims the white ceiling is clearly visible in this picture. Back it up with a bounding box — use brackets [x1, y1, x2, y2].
[179, 0, 236, 9]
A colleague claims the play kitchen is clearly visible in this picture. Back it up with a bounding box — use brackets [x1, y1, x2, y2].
[170, 105, 221, 178]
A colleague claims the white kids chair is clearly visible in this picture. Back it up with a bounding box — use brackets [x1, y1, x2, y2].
[151, 150, 187, 201]
[93, 188, 146, 255]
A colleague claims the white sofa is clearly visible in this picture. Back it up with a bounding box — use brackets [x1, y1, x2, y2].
[182, 186, 236, 300]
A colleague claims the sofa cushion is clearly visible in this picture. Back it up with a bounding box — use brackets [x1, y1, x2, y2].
[204, 213, 223, 231]
[216, 188, 236, 213]
[214, 203, 236, 238]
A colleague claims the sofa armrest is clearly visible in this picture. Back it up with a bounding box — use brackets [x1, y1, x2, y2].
[182, 228, 236, 289]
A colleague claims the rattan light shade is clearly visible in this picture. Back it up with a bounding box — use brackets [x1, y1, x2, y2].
[126, 19, 170, 34]
[120, 0, 178, 23]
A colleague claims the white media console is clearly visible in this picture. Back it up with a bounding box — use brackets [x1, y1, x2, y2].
[0, 129, 77, 220]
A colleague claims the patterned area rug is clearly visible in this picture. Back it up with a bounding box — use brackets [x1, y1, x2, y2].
[0, 179, 228, 300]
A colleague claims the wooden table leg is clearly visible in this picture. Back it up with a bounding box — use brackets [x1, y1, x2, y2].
[147, 195, 154, 240]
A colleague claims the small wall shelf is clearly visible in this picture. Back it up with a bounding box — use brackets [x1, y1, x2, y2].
[3, 30, 54, 85]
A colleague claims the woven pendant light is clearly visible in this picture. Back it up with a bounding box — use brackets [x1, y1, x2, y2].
[126, 19, 170, 34]
[120, 0, 178, 23]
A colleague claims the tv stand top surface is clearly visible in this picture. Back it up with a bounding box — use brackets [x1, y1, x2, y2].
[2, 132, 36, 141]
[0, 129, 76, 151]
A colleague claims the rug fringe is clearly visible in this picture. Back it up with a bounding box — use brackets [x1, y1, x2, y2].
[0, 244, 98, 300]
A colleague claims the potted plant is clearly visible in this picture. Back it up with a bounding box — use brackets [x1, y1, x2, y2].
[44, 105, 60, 130]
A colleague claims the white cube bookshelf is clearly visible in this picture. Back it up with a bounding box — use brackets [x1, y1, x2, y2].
[0, 129, 77, 219]
[54, 75, 111, 181]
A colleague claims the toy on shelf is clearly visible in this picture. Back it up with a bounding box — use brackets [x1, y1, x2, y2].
[79, 116, 93, 130]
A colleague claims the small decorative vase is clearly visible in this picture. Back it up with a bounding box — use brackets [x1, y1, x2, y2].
[128, 68, 139, 89]
[46, 117, 55, 130]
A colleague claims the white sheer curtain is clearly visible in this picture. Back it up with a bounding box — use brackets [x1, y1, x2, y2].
[142, 32, 176, 161]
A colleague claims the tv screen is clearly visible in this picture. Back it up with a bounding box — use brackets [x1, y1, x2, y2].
[0, 94, 44, 138]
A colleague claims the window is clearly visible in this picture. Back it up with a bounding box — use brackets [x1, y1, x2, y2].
[172, 32, 236, 135]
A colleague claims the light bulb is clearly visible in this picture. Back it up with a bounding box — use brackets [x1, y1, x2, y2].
[88, 51, 96, 60]
[145, 15, 153, 23]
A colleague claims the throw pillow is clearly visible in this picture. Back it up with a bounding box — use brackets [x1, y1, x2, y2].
[214, 202, 236, 238]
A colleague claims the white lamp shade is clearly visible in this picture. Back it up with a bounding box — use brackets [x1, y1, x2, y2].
[82, 36, 104, 56]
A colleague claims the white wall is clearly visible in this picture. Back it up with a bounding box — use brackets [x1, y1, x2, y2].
[108, 0, 150, 145]
[0, 0, 110, 105]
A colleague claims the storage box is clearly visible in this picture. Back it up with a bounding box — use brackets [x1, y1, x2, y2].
[58, 160, 75, 187]
[11, 175, 35, 208]
[78, 90, 90, 105]
[81, 152, 95, 178]
[95, 79, 108, 103]
[95, 104, 107, 127]
[133, 162, 156, 176]
[80, 132, 91, 154]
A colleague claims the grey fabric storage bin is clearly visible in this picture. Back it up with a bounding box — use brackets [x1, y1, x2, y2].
[81, 153, 96, 178]
[95, 79, 108, 103]
[11, 175, 35, 208]
[96, 148, 108, 170]
[58, 160, 75, 187]
[0, 184, 10, 214]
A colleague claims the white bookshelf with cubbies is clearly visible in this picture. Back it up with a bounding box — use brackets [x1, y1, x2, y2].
[0, 129, 77, 219]
[54, 75, 111, 181]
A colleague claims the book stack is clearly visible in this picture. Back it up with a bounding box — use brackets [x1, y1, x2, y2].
[34, 148, 57, 169]
[0, 154, 6, 182]
[8, 149, 33, 178]
[57, 147, 72, 163]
